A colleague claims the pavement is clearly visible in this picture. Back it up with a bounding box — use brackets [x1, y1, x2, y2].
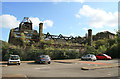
[1, 59, 120, 78]
[81, 63, 119, 70]
[1, 59, 119, 68]
[2, 61, 119, 77]
[52, 59, 113, 65]
[52, 59, 120, 69]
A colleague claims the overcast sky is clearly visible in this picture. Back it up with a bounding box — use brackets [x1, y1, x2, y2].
[0, 1, 118, 42]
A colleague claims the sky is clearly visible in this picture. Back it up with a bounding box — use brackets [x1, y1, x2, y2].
[0, 1, 118, 42]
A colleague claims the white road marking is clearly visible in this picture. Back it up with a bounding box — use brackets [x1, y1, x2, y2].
[32, 65, 48, 66]
[35, 67, 50, 70]
[63, 64, 72, 65]
[88, 64, 90, 65]
[95, 65, 98, 66]
[107, 74, 111, 75]
[35, 68, 41, 69]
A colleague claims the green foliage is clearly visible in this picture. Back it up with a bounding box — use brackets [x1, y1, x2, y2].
[2, 41, 9, 60]
[106, 43, 118, 58]
[2, 30, 120, 61]
[2, 40, 80, 60]
[94, 39, 108, 48]
[20, 33, 25, 41]
[84, 31, 119, 58]
[97, 45, 107, 54]
[30, 44, 35, 49]
[84, 46, 97, 55]
[45, 47, 54, 51]
[20, 33, 26, 48]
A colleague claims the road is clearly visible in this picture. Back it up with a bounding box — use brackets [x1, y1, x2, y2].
[2, 59, 119, 77]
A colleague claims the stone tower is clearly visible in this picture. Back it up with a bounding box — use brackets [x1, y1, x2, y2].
[8, 29, 14, 43]
[88, 29, 92, 46]
[39, 23, 43, 39]
[19, 17, 33, 31]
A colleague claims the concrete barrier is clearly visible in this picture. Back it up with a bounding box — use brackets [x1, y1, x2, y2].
[52, 60, 112, 65]
[2, 74, 27, 79]
[21, 61, 34, 63]
[0, 65, 7, 67]
[81, 64, 119, 70]
[0, 61, 35, 63]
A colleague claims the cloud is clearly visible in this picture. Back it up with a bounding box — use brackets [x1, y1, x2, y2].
[75, 14, 80, 18]
[0, 14, 20, 28]
[82, 27, 88, 31]
[62, 33, 75, 37]
[29, 17, 42, 28]
[76, 5, 118, 28]
[0, 15, 53, 29]
[99, 29, 116, 34]
[43, 20, 53, 27]
[27, 17, 53, 29]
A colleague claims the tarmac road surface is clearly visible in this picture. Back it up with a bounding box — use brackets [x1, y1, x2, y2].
[2, 59, 119, 77]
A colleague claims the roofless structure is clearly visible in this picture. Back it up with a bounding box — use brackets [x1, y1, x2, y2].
[8, 17, 115, 46]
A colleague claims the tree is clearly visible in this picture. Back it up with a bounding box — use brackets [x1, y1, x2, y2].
[84, 46, 97, 55]
[2, 41, 9, 60]
[94, 39, 108, 49]
[20, 33, 26, 48]
[97, 45, 107, 54]
[30, 44, 35, 49]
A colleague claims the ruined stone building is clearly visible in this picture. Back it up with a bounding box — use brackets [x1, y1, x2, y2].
[8, 17, 41, 46]
[8, 17, 115, 47]
[93, 31, 115, 41]
[44, 32, 74, 43]
[8, 17, 77, 46]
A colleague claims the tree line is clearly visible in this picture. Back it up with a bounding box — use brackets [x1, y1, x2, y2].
[1, 31, 120, 61]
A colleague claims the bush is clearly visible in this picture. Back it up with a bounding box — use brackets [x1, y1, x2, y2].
[106, 43, 118, 58]
[2, 48, 80, 61]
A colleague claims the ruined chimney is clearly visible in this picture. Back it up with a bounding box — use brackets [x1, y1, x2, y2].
[8, 29, 13, 43]
[39, 23, 43, 39]
[88, 29, 92, 46]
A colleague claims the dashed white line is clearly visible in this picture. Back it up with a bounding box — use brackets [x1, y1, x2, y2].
[63, 64, 73, 65]
[35, 67, 50, 70]
[107, 74, 111, 75]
